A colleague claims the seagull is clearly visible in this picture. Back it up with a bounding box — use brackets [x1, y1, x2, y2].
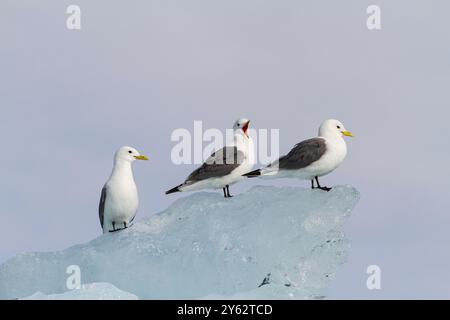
[243, 119, 353, 191]
[99, 146, 148, 233]
[166, 118, 254, 198]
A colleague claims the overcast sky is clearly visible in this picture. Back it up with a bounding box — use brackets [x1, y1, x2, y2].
[1, 0, 450, 299]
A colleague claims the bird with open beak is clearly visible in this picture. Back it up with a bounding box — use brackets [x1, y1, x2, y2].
[166, 118, 254, 198]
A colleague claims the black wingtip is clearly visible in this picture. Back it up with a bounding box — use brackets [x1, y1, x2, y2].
[242, 169, 262, 178]
[165, 184, 182, 195]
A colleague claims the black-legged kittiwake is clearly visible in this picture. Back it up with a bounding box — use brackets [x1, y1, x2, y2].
[99, 146, 148, 233]
[166, 118, 254, 198]
[243, 119, 353, 191]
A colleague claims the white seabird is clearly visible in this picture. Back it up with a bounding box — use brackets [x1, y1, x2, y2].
[99, 146, 148, 233]
[243, 119, 353, 191]
[166, 118, 254, 198]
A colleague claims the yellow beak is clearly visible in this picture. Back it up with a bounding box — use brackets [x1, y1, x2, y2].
[134, 155, 149, 161]
[342, 131, 353, 137]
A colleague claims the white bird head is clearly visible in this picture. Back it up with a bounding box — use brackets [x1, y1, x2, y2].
[233, 118, 251, 138]
[319, 119, 353, 139]
[114, 146, 149, 164]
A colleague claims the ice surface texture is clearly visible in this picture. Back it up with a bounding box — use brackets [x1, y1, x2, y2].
[0, 185, 360, 300]
[21, 283, 138, 300]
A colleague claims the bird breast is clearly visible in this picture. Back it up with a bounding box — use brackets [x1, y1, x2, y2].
[317, 138, 347, 175]
[106, 178, 139, 218]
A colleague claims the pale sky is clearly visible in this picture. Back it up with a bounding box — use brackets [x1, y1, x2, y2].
[1, 0, 450, 299]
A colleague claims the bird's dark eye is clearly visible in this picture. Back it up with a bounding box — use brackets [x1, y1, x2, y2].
[128, 150, 132, 154]
[337, 125, 341, 129]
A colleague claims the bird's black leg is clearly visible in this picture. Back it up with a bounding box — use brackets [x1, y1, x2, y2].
[311, 179, 315, 189]
[223, 187, 227, 198]
[109, 222, 128, 233]
[226, 185, 233, 198]
[227, 185, 233, 198]
[315, 176, 331, 192]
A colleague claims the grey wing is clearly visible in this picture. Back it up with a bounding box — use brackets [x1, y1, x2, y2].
[186, 146, 245, 182]
[99, 186, 107, 228]
[278, 138, 327, 170]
